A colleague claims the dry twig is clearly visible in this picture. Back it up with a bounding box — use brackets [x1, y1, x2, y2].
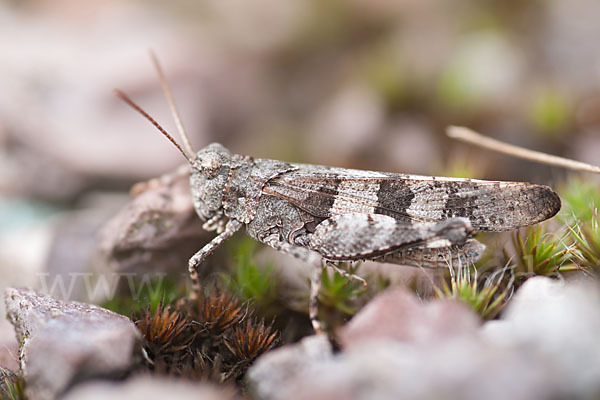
[447, 126, 600, 174]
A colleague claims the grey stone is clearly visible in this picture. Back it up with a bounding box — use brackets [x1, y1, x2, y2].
[338, 287, 480, 349]
[247, 332, 552, 400]
[98, 168, 211, 276]
[250, 284, 600, 400]
[61, 375, 236, 400]
[4, 287, 141, 400]
[483, 277, 600, 399]
[247, 289, 488, 400]
[302, 339, 550, 400]
[247, 334, 332, 400]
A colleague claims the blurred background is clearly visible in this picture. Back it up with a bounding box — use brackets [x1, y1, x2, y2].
[1, 0, 600, 368]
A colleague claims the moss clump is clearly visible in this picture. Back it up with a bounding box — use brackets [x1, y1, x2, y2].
[435, 263, 513, 320]
[132, 289, 279, 387]
[134, 303, 192, 368]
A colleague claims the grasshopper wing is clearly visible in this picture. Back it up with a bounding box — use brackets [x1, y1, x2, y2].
[263, 166, 560, 232]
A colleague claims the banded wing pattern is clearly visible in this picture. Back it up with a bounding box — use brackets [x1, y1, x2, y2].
[263, 165, 561, 232]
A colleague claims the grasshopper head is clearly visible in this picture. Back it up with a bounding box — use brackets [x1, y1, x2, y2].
[190, 143, 232, 220]
[114, 69, 232, 223]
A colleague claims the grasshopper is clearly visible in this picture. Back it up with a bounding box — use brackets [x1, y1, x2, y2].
[116, 58, 560, 332]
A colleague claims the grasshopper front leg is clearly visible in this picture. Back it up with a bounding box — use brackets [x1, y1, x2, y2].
[188, 219, 242, 299]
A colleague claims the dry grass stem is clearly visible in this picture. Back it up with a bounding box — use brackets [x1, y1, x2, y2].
[447, 126, 600, 174]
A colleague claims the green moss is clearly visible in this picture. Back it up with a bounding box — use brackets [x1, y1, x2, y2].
[435, 265, 512, 320]
[319, 263, 367, 316]
[102, 276, 183, 316]
[559, 179, 600, 223]
[509, 225, 571, 284]
[568, 209, 600, 276]
[223, 237, 279, 313]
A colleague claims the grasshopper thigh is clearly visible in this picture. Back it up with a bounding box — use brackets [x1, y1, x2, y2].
[260, 232, 324, 333]
[246, 195, 314, 246]
[309, 214, 474, 260]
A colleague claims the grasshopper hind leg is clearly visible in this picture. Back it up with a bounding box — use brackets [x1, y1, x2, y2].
[261, 234, 325, 333]
[309, 214, 474, 261]
[381, 238, 486, 269]
[309, 262, 323, 333]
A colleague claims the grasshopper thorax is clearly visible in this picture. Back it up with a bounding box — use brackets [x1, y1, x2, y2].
[190, 143, 233, 221]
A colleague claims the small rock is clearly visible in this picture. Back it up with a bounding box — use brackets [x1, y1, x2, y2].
[247, 334, 332, 400]
[338, 287, 480, 349]
[248, 332, 552, 400]
[484, 277, 600, 399]
[98, 168, 211, 276]
[61, 375, 236, 400]
[308, 339, 551, 400]
[4, 287, 141, 400]
[251, 287, 591, 400]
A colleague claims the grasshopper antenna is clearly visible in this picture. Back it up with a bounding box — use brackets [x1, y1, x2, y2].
[150, 51, 196, 159]
[114, 89, 194, 164]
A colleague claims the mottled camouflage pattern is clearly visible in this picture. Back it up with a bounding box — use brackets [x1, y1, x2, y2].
[186, 143, 561, 331]
[308, 215, 473, 260]
[264, 166, 560, 232]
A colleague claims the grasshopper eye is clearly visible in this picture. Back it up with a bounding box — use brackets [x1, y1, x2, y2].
[200, 153, 222, 179]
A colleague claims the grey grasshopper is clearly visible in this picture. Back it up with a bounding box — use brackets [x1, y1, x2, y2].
[116, 66, 560, 332]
